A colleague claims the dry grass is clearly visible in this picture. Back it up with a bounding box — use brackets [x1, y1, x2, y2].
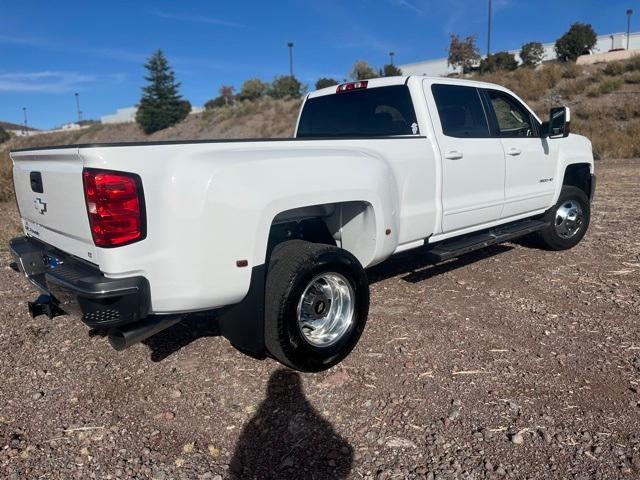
[0, 98, 301, 201]
[623, 71, 640, 84]
[573, 118, 640, 159]
[476, 59, 640, 160]
[0, 203, 22, 250]
[478, 64, 564, 102]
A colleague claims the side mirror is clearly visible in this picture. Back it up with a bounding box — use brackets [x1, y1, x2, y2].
[542, 106, 570, 139]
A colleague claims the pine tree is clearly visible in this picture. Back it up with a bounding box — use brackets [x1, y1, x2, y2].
[136, 50, 191, 134]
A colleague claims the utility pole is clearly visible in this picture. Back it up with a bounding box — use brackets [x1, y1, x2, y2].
[389, 51, 395, 66]
[75, 92, 82, 123]
[627, 9, 634, 50]
[287, 42, 294, 77]
[487, 0, 492, 57]
[22, 107, 29, 136]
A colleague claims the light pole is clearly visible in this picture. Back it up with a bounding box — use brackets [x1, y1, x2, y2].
[487, 0, 492, 56]
[22, 107, 29, 136]
[75, 92, 82, 123]
[287, 42, 294, 77]
[627, 9, 634, 50]
[389, 51, 395, 66]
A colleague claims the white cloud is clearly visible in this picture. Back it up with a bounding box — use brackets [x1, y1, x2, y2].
[0, 35, 147, 64]
[0, 71, 116, 93]
[388, 0, 424, 15]
[153, 11, 245, 28]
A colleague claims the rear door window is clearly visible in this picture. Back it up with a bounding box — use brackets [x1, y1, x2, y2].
[431, 84, 490, 138]
[297, 85, 418, 138]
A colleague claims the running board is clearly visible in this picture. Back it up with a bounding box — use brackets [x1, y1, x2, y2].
[425, 219, 549, 263]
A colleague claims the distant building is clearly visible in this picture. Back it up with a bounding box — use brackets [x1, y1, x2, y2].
[101, 105, 204, 124]
[101, 106, 138, 125]
[59, 122, 84, 131]
[399, 31, 640, 77]
[0, 120, 39, 137]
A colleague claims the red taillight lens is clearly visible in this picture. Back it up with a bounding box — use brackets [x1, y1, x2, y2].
[336, 80, 368, 93]
[82, 168, 145, 248]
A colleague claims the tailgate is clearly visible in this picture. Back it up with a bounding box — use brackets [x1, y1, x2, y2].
[11, 148, 97, 263]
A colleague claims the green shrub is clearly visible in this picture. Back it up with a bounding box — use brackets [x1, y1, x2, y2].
[238, 79, 269, 101]
[269, 75, 304, 99]
[204, 96, 227, 110]
[520, 42, 545, 68]
[380, 64, 402, 77]
[315, 77, 339, 90]
[555, 23, 597, 62]
[480, 51, 518, 73]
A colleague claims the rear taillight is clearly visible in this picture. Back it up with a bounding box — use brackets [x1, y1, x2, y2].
[82, 168, 145, 248]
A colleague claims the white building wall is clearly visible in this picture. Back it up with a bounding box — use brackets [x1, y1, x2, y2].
[101, 105, 205, 125]
[399, 31, 640, 77]
[101, 107, 138, 125]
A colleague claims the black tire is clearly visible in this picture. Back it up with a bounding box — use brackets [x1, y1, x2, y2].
[265, 240, 369, 372]
[538, 185, 590, 250]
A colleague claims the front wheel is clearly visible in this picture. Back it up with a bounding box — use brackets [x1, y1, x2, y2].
[537, 186, 590, 250]
[265, 240, 369, 372]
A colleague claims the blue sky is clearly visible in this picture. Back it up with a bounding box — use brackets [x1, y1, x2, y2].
[0, 0, 637, 129]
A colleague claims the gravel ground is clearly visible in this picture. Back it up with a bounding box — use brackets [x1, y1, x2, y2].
[1, 159, 639, 480]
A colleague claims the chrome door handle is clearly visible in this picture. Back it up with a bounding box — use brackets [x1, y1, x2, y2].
[507, 147, 522, 156]
[444, 151, 464, 160]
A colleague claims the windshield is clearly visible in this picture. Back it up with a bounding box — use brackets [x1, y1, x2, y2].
[297, 85, 418, 138]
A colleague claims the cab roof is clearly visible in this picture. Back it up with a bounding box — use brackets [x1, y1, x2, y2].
[308, 75, 507, 99]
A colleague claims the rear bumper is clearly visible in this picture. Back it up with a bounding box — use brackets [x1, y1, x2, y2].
[9, 236, 150, 327]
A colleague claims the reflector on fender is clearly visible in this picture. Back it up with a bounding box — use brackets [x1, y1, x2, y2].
[82, 168, 146, 248]
[336, 81, 368, 93]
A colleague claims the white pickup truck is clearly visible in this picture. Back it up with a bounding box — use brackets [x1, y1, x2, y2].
[10, 76, 595, 372]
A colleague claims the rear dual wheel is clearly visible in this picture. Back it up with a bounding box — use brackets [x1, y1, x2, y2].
[264, 240, 369, 372]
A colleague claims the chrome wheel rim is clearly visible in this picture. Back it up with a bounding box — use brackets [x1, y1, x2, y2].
[555, 200, 584, 239]
[296, 272, 355, 347]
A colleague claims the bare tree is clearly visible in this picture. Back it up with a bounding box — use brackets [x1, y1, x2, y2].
[447, 34, 481, 75]
[349, 60, 377, 81]
[219, 85, 236, 105]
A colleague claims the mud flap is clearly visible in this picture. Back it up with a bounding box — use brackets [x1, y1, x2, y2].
[216, 264, 267, 358]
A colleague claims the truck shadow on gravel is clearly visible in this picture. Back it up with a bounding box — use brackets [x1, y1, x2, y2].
[90, 244, 514, 362]
[228, 368, 353, 479]
[368, 243, 513, 284]
[88, 312, 221, 362]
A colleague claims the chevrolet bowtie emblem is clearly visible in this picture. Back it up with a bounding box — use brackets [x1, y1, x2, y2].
[34, 197, 47, 215]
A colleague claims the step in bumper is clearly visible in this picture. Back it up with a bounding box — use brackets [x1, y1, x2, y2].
[9, 236, 150, 327]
